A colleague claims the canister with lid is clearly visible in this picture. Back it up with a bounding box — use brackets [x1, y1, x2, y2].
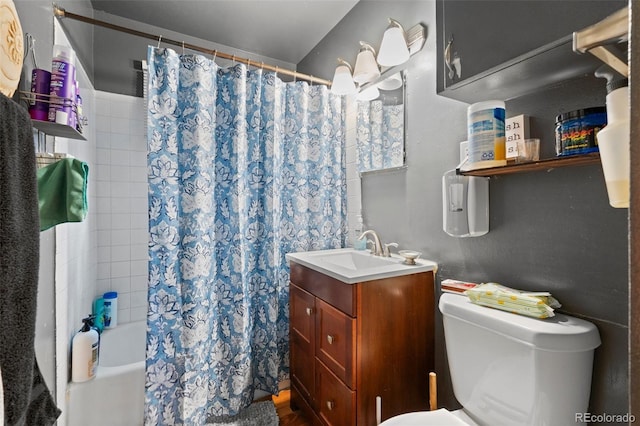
[555, 107, 606, 156]
[465, 100, 506, 170]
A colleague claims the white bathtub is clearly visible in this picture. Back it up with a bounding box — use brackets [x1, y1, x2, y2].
[67, 321, 146, 426]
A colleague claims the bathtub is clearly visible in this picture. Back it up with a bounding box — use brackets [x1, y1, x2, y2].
[67, 321, 146, 426]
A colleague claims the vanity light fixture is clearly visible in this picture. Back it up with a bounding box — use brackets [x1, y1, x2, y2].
[356, 84, 380, 101]
[331, 58, 357, 95]
[377, 72, 403, 90]
[353, 41, 380, 84]
[330, 20, 426, 96]
[377, 18, 410, 67]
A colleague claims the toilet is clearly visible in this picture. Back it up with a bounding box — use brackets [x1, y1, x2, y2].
[381, 293, 601, 426]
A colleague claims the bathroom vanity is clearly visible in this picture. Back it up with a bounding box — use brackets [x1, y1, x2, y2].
[287, 249, 437, 426]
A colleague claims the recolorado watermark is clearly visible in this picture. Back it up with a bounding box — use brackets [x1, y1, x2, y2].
[576, 412, 636, 423]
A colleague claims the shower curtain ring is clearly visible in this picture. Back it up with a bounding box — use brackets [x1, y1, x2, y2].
[212, 50, 217, 61]
[260, 61, 264, 70]
[157, 35, 163, 48]
[310, 76, 314, 86]
[232, 55, 236, 65]
[182, 41, 185, 54]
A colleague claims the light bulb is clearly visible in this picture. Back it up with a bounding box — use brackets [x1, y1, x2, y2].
[377, 19, 410, 67]
[357, 85, 380, 101]
[353, 42, 380, 84]
[331, 59, 357, 95]
[377, 72, 402, 91]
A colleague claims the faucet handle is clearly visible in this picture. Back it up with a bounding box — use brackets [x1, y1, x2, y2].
[383, 242, 399, 257]
[366, 239, 376, 254]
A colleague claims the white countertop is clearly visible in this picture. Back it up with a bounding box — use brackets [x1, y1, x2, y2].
[286, 248, 437, 284]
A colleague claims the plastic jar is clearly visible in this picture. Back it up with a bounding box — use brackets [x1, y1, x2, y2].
[555, 107, 606, 156]
[466, 100, 506, 170]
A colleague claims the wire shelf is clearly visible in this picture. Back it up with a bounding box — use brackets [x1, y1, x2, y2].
[35, 152, 70, 169]
[19, 91, 87, 140]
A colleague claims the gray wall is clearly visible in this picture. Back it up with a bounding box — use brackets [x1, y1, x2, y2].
[90, 10, 297, 97]
[299, 1, 629, 415]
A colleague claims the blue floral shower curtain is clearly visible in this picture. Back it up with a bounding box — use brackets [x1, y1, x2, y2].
[356, 100, 404, 172]
[145, 47, 346, 425]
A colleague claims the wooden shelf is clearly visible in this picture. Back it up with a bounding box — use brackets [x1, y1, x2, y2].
[458, 153, 601, 177]
[31, 119, 86, 141]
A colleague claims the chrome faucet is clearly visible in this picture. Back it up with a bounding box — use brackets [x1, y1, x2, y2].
[358, 230, 383, 256]
[358, 230, 397, 257]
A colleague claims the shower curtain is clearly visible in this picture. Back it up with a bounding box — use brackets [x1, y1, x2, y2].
[356, 99, 404, 172]
[145, 47, 346, 425]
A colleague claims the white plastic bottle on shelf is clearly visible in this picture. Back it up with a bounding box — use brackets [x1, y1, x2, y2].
[48, 44, 76, 124]
[595, 66, 629, 208]
[103, 291, 118, 329]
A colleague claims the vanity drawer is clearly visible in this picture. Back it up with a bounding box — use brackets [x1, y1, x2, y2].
[315, 298, 356, 389]
[290, 284, 316, 402]
[316, 359, 356, 426]
[289, 263, 356, 316]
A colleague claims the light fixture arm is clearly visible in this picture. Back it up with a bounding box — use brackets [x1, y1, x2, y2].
[387, 18, 407, 42]
[337, 57, 353, 72]
[359, 41, 377, 56]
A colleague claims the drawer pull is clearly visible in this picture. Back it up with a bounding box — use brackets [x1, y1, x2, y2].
[327, 335, 335, 344]
[306, 307, 313, 316]
[326, 400, 335, 411]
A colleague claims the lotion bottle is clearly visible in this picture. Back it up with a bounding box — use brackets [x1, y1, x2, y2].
[71, 317, 99, 382]
[595, 65, 630, 208]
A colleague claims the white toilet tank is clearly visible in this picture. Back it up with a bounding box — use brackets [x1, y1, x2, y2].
[439, 293, 601, 426]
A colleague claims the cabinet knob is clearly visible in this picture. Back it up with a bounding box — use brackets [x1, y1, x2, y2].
[327, 335, 335, 344]
[326, 400, 335, 411]
[305, 307, 313, 316]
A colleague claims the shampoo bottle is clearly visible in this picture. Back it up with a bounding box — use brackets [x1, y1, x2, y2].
[71, 316, 99, 382]
[595, 65, 630, 208]
[92, 297, 105, 333]
[103, 291, 118, 329]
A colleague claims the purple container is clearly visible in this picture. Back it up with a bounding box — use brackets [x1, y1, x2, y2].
[29, 69, 51, 122]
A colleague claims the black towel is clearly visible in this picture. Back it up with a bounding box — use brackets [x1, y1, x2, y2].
[0, 93, 60, 425]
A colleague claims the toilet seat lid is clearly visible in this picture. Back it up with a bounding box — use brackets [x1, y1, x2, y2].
[379, 409, 472, 425]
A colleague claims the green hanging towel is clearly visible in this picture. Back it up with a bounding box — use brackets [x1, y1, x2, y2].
[37, 158, 89, 231]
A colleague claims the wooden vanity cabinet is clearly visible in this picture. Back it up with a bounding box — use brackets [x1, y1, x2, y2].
[289, 262, 435, 426]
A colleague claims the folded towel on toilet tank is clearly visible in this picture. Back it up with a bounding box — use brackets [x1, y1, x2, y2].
[465, 282, 561, 319]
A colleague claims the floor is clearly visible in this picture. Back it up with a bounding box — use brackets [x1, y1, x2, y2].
[273, 390, 312, 426]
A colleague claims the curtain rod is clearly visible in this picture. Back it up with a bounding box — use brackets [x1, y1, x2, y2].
[52, 5, 332, 87]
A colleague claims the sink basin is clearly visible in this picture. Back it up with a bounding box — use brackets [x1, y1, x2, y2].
[286, 248, 437, 284]
[321, 251, 398, 270]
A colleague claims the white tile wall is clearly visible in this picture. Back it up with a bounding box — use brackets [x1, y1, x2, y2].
[52, 23, 98, 426]
[94, 91, 148, 324]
